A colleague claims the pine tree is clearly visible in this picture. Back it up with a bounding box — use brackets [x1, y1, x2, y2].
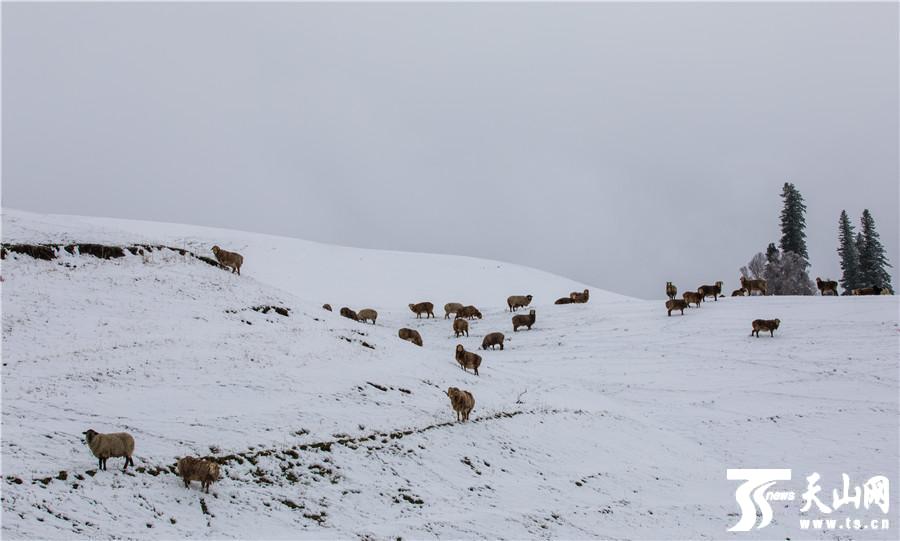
[779, 182, 809, 262]
[857, 209, 893, 291]
[836, 210, 861, 294]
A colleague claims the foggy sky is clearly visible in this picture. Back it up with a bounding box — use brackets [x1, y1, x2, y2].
[3, 2, 898, 299]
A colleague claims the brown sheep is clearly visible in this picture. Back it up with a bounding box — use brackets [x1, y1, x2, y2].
[569, 289, 590, 303]
[398, 328, 423, 347]
[409, 302, 435, 319]
[852, 286, 890, 296]
[453, 318, 469, 338]
[731, 288, 746, 297]
[357, 308, 378, 324]
[211, 245, 243, 275]
[444, 302, 463, 319]
[446, 387, 475, 422]
[177, 456, 220, 493]
[507, 295, 533, 312]
[454, 344, 481, 376]
[481, 332, 505, 350]
[816, 278, 838, 296]
[740, 276, 767, 296]
[698, 281, 723, 301]
[666, 282, 677, 300]
[554, 297, 574, 305]
[682, 291, 702, 308]
[339, 307, 359, 321]
[322, 304, 332, 311]
[456, 305, 483, 320]
[751, 318, 780, 338]
[665, 299, 688, 316]
[512, 309, 536, 332]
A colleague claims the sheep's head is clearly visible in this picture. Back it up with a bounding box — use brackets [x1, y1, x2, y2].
[529, 309, 536, 316]
[773, 319, 781, 328]
[212, 246, 221, 255]
[455, 344, 464, 354]
[526, 295, 533, 301]
[408, 304, 415, 311]
[209, 462, 221, 480]
[716, 281, 723, 288]
[82, 429, 98, 444]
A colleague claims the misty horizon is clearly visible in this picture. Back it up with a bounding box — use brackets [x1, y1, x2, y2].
[3, 2, 897, 299]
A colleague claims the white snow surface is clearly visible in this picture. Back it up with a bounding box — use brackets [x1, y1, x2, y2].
[2, 209, 898, 540]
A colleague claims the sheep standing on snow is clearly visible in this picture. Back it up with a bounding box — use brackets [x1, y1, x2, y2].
[177, 456, 221, 493]
[512, 309, 536, 332]
[340, 307, 359, 321]
[665, 299, 688, 316]
[446, 387, 475, 422]
[506, 295, 533, 312]
[409, 302, 435, 319]
[211, 245, 243, 275]
[456, 305, 483, 320]
[444, 303, 463, 319]
[455, 344, 481, 376]
[398, 328, 423, 347]
[815, 278, 838, 296]
[666, 282, 677, 300]
[453, 318, 469, 338]
[357, 308, 378, 324]
[751, 318, 781, 337]
[682, 291, 702, 308]
[82, 429, 135, 471]
[698, 281, 723, 301]
[481, 332, 505, 350]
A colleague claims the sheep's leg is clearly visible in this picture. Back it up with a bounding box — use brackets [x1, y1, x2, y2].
[98, 457, 103, 470]
[770, 330, 774, 337]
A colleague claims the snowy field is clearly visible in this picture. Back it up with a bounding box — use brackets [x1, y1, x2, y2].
[2, 209, 898, 540]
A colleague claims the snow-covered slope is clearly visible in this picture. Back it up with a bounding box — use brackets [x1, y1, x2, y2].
[2, 209, 898, 540]
[2, 209, 624, 308]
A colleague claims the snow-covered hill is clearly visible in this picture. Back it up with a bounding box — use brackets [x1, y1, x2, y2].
[2, 209, 898, 540]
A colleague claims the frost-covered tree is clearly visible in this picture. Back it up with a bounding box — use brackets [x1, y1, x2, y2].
[740, 252, 767, 280]
[836, 210, 861, 294]
[857, 209, 893, 291]
[762, 242, 815, 295]
[779, 182, 809, 263]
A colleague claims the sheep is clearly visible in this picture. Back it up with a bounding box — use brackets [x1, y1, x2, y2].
[177, 456, 220, 493]
[554, 297, 574, 305]
[398, 328, 423, 347]
[512, 309, 536, 332]
[569, 289, 590, 303]
[698, 281, 723, 301]
[682, 291, 702, 308]
[481, 332, 505, 350]
[852, 286, 890, 296]
[444, 302, 463, 319]
[740, 276, 767, 296]
[731, 288, 747, 297]
[82, 429, 135, 471]
[456, 305, 483, 320]
[357, 308, 378, 324]
[211, 245, 243, 275]
[339, 307, 359, 321]
[507, 295, 533, 312]
[666, 282, 677, 300]
[409, 302, 435, 319]
[322, 304, 332, 312]
[453, 318, 469, 338]
[815, 278, 838, 296]
[751, 318, 780, 338]
[446, 387, 475, 422]
[455, 344, 481, 376]
[665, 299, 688, 316]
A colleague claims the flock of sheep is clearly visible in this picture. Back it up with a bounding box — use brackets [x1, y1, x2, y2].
[322, 287, 592, 424]
[75, 246, 893, 490]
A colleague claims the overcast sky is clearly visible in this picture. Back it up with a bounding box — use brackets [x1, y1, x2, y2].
[3, 2, 897, 299]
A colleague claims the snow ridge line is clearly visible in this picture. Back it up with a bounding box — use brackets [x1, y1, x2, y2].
[0, 242, 229, 271]
[3, 407, 590, 487]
